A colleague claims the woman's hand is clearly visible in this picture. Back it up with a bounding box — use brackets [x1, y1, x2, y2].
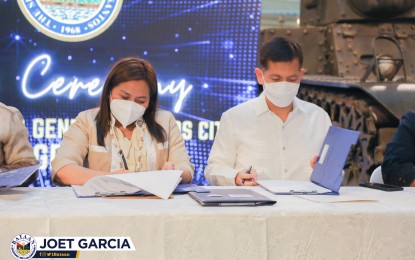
[162, 162, 177, 170]
[162, 162, 192, 183]
[112, 169, 133, 174]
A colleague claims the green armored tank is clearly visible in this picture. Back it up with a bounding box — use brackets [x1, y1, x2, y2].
[260, 0, 415, 185]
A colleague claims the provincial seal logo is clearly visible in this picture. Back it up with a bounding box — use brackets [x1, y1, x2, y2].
[10, 233, 37, 260]
[17, 0, 123, 42]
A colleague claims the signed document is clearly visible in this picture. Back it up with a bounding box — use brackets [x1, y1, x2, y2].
[72, 170, 182, 200]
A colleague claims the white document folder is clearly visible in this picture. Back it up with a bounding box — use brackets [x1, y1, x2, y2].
[72, 170, 182, 200]
[256, 180, 333, 195]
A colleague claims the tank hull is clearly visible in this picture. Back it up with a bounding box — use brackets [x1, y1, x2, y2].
[299, 78, 415, 185]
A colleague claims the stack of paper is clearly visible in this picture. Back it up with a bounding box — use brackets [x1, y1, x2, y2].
[72, 170, 182, 200]
[256, 180, 333, 195]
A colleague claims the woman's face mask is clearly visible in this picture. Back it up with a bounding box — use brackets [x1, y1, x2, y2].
[110, 98, 146, 128]
[109, 80, 150, 128]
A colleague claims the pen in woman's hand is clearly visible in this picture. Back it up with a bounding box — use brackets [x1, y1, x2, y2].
[119, 150, 129, 170]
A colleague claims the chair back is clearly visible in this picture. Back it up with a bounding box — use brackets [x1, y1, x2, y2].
[369, 166, 384, 184]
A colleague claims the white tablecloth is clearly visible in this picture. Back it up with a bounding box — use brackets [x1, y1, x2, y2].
[1, 186, 415, 260]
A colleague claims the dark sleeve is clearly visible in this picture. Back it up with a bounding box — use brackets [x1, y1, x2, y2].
[382, 111, 415, 186]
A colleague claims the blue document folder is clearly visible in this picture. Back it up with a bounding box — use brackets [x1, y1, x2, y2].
[257, 126, 360, 195]
[0, 164, 40, 187]
[188, 189, 277, 206]
[173, 184, 209, 194]
[310, 126, 360, 194]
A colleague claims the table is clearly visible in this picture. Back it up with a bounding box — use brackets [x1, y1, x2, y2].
[1, 186, 415, 260]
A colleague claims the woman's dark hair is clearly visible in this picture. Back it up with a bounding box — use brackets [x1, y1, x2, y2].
[95, 57, 166, 147]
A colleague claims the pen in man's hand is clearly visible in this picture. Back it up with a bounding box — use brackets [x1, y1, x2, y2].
[241, 165, 252, 185]
[247, 166, 252, 174]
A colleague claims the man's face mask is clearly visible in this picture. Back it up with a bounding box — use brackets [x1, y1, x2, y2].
[261, 71, 300, 107]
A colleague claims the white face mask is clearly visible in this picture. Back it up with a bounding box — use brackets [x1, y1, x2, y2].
[262, 72, 300, 107]
[110, 99, 146, 128]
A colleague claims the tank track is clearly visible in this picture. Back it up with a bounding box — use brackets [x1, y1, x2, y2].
[298, 85, 393, 186]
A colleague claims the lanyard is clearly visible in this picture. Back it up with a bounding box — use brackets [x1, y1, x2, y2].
[109, 120, 145, 171]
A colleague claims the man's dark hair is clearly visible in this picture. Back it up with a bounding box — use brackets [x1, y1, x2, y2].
[259, 36, 303, 69]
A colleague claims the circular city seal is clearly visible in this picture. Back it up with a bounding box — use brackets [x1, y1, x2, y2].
[10, 233, 37, 260]
[17, 0, 123, 42]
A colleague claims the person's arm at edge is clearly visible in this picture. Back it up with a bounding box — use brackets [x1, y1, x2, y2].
[382, 111, 415, 187]
[0, 110, 38, 172]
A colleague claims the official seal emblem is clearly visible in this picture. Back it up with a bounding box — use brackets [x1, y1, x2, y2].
[18, 0, 123, 42]
[10, 233, 37, 260]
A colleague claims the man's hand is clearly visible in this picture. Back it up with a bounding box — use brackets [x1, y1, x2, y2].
[235, 169, 258, 186]
[310, 155, 318, 169]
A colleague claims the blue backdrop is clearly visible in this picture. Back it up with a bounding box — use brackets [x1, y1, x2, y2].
[0, 0, 261, 186]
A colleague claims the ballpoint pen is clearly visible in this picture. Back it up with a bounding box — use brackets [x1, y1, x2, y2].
[119, 150, 129, 170]
[289, 190, 318, 195]
[241, 165, 252, 185]
[247, 166, 252, 174]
